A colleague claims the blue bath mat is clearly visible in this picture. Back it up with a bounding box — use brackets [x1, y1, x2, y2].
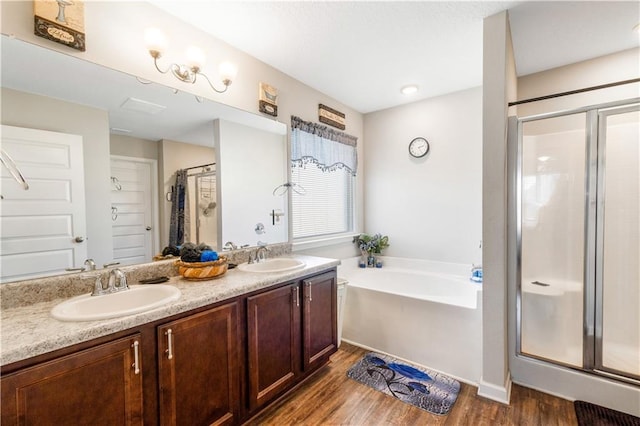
[346, 352, 460, 416]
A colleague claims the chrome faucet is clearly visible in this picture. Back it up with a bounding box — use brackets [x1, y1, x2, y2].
[108, 268, 129, 292]
[91, 268, 129, 296]
[223, 241, 237, 251]
[83, 258, 96, 271]
[255, 242, 269, 263]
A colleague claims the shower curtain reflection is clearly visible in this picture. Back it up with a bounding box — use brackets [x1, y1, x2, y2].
[169, 169, 189, 247]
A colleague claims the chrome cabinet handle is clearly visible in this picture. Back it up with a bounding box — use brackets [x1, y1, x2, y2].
[307, 282, 312, 302]
[132, 341, 141, 375]
[165, 328, 174, 360]
[294, 286, 299, 307]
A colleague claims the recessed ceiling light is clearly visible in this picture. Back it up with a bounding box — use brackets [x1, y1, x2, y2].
[401, 85, 418, 95]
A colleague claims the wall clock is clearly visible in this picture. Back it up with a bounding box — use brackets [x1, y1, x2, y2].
[408, 137, 429, 158]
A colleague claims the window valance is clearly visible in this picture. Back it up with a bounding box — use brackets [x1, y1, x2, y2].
[291, 116, 358, 176]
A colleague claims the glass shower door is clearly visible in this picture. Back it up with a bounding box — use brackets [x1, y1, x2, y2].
[596, 106, 640, 379]
[518, 99, 640, 383]
[519, 112, 587, 367]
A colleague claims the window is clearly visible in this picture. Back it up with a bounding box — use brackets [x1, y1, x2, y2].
[290, 116, 357, 240]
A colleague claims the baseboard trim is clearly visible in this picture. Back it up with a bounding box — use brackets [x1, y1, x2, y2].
[477, 372, 512, 404]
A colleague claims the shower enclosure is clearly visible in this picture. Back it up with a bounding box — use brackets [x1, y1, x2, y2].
[516, 98, 639, 383]
[187, 170, 217, 247]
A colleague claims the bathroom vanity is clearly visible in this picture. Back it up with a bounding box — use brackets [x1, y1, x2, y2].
[0, 255, 339, 425]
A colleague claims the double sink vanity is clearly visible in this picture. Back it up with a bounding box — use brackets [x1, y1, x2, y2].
[0, 253, 340, 425]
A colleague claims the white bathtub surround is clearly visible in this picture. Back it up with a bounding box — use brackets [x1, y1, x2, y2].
[338, 256, 482, 385]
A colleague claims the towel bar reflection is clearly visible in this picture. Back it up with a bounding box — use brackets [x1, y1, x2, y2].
[111, 176, 122, 191]
[272, 182, 306, 196]
[0, 149, 29, 191]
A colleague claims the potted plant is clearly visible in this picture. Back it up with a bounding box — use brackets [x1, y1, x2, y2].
[353, 233, 389, 267]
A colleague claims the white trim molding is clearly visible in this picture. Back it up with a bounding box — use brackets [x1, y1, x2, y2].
[477, 372, 513, 404]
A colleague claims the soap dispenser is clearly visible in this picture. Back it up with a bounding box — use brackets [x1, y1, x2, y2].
[470, 264, 483, 283]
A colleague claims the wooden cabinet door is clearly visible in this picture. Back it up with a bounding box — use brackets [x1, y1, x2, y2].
[1, 334, 143, 426]
[303, 271, 337, 372]
[157, 302, 239, 426]
[247, 283, 300, 411]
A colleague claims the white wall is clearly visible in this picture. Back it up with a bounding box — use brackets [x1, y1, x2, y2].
[363, 87, 482, 265]
[216, 119, 288, 248]
[517, 48, 640, 116]
[480, 10, 517, 404]
[110, 134, 159, 160]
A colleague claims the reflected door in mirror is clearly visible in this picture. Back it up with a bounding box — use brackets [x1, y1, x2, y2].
[0, 125, 87, 283]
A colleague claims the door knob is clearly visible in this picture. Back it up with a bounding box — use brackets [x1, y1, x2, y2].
[146, 226, 152, 231]
[74, 236, 84, 243]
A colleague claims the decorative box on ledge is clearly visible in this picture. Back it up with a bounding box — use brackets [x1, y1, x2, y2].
[175, 256, 228, 280]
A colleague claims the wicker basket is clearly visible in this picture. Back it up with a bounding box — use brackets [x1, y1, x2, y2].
[175, 256, 228, 280]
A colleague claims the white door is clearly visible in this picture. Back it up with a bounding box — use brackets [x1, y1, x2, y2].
[0, 125, 87, 283]
[110, 157, 157, 265]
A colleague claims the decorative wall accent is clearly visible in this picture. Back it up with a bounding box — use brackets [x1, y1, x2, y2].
[34, 0, 86, 51]
[259, 82, 278, 117]
[318, 104, 345, 130]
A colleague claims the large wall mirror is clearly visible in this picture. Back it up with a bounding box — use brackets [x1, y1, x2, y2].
[0, 35, 289, 283]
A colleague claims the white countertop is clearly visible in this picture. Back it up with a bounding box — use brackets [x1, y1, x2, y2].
[1, 255, 339, 367]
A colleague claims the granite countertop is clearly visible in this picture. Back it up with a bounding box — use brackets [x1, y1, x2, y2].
[1, 254, 340, 367]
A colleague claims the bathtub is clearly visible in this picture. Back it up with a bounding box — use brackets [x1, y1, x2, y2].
[338, 256, 482, 384]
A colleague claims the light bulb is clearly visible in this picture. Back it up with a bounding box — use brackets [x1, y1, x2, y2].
[185, 46, 206, 72]
[144, 27, 167, 56]
[219, 61, 238, 85]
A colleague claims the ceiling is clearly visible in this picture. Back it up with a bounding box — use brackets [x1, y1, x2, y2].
[147, 1, 640, 114]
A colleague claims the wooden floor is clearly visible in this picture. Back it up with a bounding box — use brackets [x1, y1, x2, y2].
[245, 343, 578, 426]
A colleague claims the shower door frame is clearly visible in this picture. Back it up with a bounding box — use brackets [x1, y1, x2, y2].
[513, 97, 640, 385]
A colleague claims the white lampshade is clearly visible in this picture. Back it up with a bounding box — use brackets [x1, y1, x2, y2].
[219, 61, 238, 83]
[144, 27, 167, 55]
[185, 46, 206, 70]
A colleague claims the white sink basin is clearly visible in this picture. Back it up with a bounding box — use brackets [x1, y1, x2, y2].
[51, 285, 181, 322]
[237, 258, 306, 274]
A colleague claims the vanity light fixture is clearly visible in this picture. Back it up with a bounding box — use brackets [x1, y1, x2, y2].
[144, 28, 238, 94]
[401, 85, 419, 95]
